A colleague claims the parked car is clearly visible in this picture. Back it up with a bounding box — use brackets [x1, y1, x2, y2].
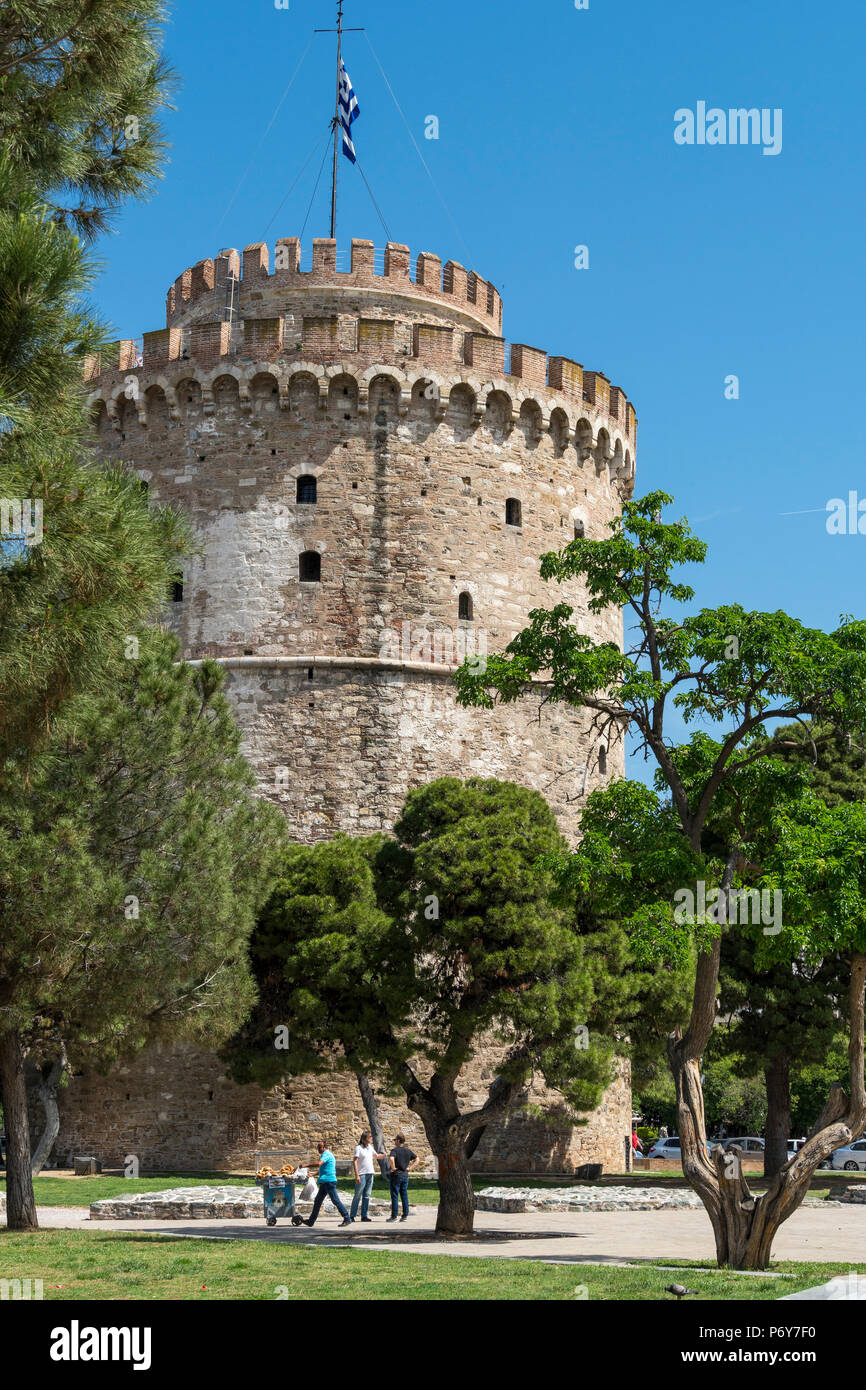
[830, 1140, 866, 1172]
[643, 1135, 712, 1160]
[722, 1136, 765, 1154]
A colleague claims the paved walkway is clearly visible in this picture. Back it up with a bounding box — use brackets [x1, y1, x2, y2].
[21, 1203, 866, 1266]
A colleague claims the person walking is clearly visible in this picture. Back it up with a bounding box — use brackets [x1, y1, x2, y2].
[350, 1130, 386, 1223]
[387, 1133, 418, 1222]
[303, 1140, 353, 1228]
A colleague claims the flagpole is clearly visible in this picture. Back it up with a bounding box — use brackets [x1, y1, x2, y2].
[329, 0, 343, 239]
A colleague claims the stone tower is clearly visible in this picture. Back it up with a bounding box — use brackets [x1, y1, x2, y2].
[60, 236, 637, 1174]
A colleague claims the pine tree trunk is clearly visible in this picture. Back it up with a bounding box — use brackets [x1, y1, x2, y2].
[356, 1072, 390, 1178]
[435, 1145, 476, 1237]
[29, 1051, 67, 1178]
[764, 1053, 791, 1180]
[0, 1029, 38, 1231]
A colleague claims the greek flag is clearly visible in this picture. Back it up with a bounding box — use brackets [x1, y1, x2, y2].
[339, 58, 360, 163]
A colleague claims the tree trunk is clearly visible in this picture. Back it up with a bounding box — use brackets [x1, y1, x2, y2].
[355, 1071, 390, 1178]
[671, 946, 866, 1269]
[0, 1029, 38, 1230]
[763, 1053, 790, 1180]
[29, 1050, 67, 1178]
[435, 1142, 476, 1237]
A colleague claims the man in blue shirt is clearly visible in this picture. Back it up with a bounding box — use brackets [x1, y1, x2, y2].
[303, 1140, 353, 1228]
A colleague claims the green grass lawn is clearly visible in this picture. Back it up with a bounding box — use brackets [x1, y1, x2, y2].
[0, 1228, 862, 1300]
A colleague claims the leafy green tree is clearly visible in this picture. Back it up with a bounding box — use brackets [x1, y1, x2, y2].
[791, 1040, 850, 1135]
[717, 930, 843, 1177]
[715, 723, 866, 1178]
[225, 778, 623, 1237]
[0, 629, 284, 1230]
[456, 491, 866, 1267]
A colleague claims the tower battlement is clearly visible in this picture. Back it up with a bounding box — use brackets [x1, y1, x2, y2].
[163, 237, 503, 335]
[85, 234, 636, 448]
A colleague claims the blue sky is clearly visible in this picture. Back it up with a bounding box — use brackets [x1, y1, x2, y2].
[96, 0, 865, 775]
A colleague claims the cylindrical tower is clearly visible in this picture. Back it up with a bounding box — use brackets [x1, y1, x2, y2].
[88, 236, 636, 842]
[63, 236, 637, 1176]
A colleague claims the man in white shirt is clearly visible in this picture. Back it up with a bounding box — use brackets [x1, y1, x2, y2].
[350, 1130, 387, 1222]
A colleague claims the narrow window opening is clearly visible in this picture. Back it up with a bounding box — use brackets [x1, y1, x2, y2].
[307, 668, 314, 681]
[171, 578, 184, 603]
[296, 475, 317, 505]
[458, 592, 473, 621]
[505, 498, 522, 527]
[299, 551, 321, 583]
[574, 519, 586, 540]
[598, 744, 607, 775]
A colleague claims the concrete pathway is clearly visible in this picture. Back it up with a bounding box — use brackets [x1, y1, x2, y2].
[19, 1203, 866, 1266]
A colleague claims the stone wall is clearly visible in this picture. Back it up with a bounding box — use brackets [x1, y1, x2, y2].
[48, 1043, 630, 1177]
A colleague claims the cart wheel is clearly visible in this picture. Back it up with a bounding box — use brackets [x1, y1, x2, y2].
[267, 1216, 277, 1227]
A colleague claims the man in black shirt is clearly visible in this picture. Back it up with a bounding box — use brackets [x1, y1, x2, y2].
[387, 1133, 417, 1222]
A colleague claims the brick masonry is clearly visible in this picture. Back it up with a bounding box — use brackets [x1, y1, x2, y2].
[52, 236, 638, 1175]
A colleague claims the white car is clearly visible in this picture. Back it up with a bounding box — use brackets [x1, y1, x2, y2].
[830, 1140, 866, 1172]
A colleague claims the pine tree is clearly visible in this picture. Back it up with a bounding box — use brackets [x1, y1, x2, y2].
[223, 779, 628, 1237]
[0, 628, 285, 1230]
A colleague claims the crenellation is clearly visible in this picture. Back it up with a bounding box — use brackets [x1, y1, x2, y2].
[189, 320, 231, 364]
[312, 237, 338, 273]
[415, 250, 442, 290]
[509, 344, 548, 390]
[443, 259, 468, 302]
[587, 371, 610, 415]
[143, 326, 182, 368]
[190, 258, 215, 301]
[350, 237, 375, 274]
[243, 241, 269, 281]
[465, 332, 506, 374]
[413, 322, 454, 363]
[173, 267, 192, 315]
[274, 237, 300, 275]
[384, 241, 411, 280]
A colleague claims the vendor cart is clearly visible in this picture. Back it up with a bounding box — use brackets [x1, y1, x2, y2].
[254, 1149, 306, 1228]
